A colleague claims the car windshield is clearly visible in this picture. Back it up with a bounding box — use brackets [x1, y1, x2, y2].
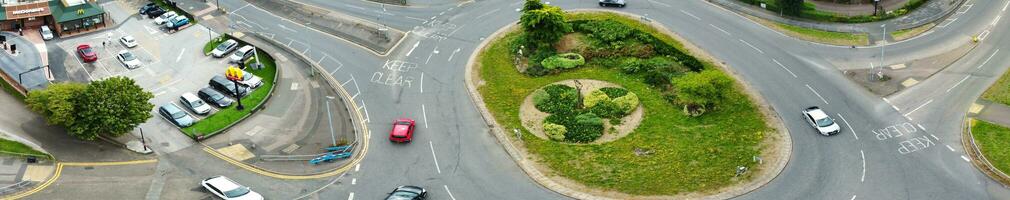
[190, 99, 205, 107]
[223, 187, 251, 198]
[122, 52, 135, 60]
[396, 121, 411, 125]
[210, 93, 224, 101]
[81, 48, 93, 54]
[387, 191, 418, 200]
[815, 117, 834, 127]
[242, 73, 252, 81]
[171, 109, 186, 119]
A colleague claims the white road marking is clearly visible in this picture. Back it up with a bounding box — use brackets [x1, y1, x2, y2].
[978, 49, 999, 69]
[429, 141, 442, 174]
[946, 144, 956, 152]
[771, 59, 797, 78]
[420, 72, 425, 93]
[444, 185, 457, 200]
[805, 84, 829, 104]
[348, 192, 354, 200]
[860, 150, 865, 182]
[680, 10, 701, 20]
[740, 39, 764, 54]
[930, 134, 939, 141]
[903, 99, 933, 117]
[978, 29, 991, 41]
[649, 0, 672, 7]
[851, 195, 857, 200]
[918, 124, 927, 132]
[425, 51, 434, 64]
[347, 4, 366, 10]
[355, 163, 360, 171]
[837, 114, 857, 140]
[351, 178, 356, 185]
[422, 104, 429, 128]
[947, 76, 970, 93]
[153, 91, 167, 96]
[1004, 1, 1010, 11]
[231, 3, 251, 13]
[709, 24, 731, 35]
[962, 155, 971, 162]
[447, 48, 461, 62]
[993, 15, 1002, 26]
[278, 24, 297, 33]
[175, 48, 186, 63]
[406, 41, 420, 57]
[404, 15, 428, 22]
[882, 97, 900, 111]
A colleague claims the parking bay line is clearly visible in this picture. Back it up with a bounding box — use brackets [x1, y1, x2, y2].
[175, 48, 186, 63]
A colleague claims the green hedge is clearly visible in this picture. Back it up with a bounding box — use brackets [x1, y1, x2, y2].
[541, 53, 585, 70]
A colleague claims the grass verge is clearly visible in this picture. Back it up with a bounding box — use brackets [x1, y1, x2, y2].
[891, 23, 934, 41]
[476, 13, 770, 195]
[748, 15, 868, 46]
[0, 138, 49, 159]
[184, 49, 277, 138]
[982, 66, 1010, 105]
[972, 119, 1010, 176]
[745, 0, 927, 23]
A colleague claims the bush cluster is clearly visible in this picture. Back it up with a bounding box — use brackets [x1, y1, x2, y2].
[541, 53, 586, 70]
[533, 84, 579, 114]
[543, 122, 567, 141]
[535, 85, 639, 142]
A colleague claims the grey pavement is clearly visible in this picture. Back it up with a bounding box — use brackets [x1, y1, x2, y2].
[973, 100, 1010, 128]
[0, 32, 47, 90]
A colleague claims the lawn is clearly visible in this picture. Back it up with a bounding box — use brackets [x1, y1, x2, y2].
[203, 35, 230, 55]
[476, 13, 770, 195]
[745, 0, 926, 23]
[972, 120, 1010, 176]
[748, 15, 868, 46]
[184, 49, 277, 138]
[0, 138, 49, 159]
[982, 66, 1010, 105]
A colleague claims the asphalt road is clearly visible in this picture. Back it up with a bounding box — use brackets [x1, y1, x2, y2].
[200, 0, 1010, 199]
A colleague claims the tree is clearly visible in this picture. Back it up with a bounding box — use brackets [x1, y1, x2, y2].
[25, 83, 87, 126]
[673, 69, 732, 116]
[522, 0, 544, 12]
[520, 1, 571, 50]
[778, 0, 804, 16]
[69, 77, 154, 140]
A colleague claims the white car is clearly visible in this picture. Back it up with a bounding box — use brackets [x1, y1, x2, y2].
[179, 92, 212, 115]
[201, 176, 263, 200]
[39, 26, 54, 40]
[229, 45, 255, 63]
[802, 106, 841, 136]
[153, 11, 177, 25]
[120, 35, 138, 48]
[238, 70, 263, 89]
[117, 50, 142, 69]
[211, 39, 238, 58]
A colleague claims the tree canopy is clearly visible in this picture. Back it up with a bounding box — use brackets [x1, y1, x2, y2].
[26, 77, 153, 140]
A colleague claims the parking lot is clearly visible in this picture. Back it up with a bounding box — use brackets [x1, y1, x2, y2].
[57, 11, 245, 153]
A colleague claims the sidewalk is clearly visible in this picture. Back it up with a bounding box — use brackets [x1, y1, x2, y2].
[198, 31, 356, 175]
[971, 100, 1010, 128]
[710, 0, 964, 42]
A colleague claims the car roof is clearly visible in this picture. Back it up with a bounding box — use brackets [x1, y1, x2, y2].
[205, 176, 241, 191]
[118, 50, 129, 54]
[200, 87, 221, 95]
[181, 93, 200, 101]
[236, 45, 254, 52]
[161, 104, 182, 113]
[806, 108, 829, 119]
[122, 35, 134, 40]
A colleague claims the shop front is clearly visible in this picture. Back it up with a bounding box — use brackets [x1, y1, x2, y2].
[49, 0, 106, 36]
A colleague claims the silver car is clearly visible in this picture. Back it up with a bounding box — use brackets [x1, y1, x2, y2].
[802, 106, 841, 136]
[180, 92, 212, 115]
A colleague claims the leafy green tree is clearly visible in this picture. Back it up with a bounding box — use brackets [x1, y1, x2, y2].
[673, 69, 732, 115]
[25, 83, 86, 126]
[520, 1, 571, 50]
[69, 77, 154, 140]
[778, 0, 804, 16]
[522, 0, 544, 12]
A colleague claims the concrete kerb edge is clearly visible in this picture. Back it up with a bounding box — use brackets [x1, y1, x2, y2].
[463, 9, 791, 200]
[246, 0, 407, 57]
[963, 116, 1010, 187]
[192, 31, 369, 180]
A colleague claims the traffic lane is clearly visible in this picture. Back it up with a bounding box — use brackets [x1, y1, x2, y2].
[159, 145, 332, 199]
[294, 0, 453, 30]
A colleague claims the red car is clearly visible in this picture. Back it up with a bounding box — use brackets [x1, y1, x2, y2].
[389, 118, 416, 143]
[77, 44, 97, 63]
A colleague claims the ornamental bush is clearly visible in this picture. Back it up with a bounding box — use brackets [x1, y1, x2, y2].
[584, 90, 610, 108]
[614, 92, 640, 114]
[589, 100, 623, 119]
[541, 53, 586, 70]
[673, 69, 733, 115]
[534, 84, 580, 114]
[599, 87, 629, 98]
[543, 122, 567, 141]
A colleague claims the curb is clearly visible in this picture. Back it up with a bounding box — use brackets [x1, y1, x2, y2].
[196, 31, 370, 180]
[462, 9, 791, 200]
[962, 117, 1010, 186]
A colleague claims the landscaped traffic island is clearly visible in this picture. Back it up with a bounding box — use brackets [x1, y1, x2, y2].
[474, 6, 778, 197]
[188, 35, 278, 138]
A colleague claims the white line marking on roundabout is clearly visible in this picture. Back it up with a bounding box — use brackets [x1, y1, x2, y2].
[739, 39, 764, 54]
[946, 145, 956, 152]
[430, 141, 441, 174]
[962, 155, 971, 162]
[771, 59, 797, 78]
[837, 114, 856, 140]
[680, 10, 701, 20]
[444, 185, 457, 200]
[805, 84, 829, 104]
[860, 150, 866, 182]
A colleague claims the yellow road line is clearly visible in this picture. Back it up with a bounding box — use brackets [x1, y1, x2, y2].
[61, 159, 158, 166]
[3, 164, 64, 200]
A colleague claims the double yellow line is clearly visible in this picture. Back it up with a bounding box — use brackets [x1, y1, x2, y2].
[2, 159, 157, 200]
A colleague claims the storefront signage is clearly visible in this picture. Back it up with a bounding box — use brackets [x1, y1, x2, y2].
[12, 8, 45, 15]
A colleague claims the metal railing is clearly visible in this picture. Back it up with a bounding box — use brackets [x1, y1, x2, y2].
[964, 117, 1010, 186]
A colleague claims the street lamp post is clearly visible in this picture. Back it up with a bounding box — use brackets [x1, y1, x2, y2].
[879, 24, 886, 79]
[140, 127, 148, 151]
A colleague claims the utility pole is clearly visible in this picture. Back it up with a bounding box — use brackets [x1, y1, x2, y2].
[879, 24, 886, 80]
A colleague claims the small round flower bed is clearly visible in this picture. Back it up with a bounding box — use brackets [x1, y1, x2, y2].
[521, 79, 642, 143]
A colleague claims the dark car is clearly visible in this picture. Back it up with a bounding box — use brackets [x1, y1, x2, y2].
[209, 75, 249, 97]
[599, 0, 626, 7]
[139, 3, 158, 15]
[198, 87, 233, 108]
[159, 103, 195, 127]
[385, 185, 427, 200]
[146, 7, 167, 19]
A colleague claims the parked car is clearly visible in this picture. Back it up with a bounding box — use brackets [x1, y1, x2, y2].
[120, 35, 139, 48]
[201, 176, 263, 200]
[180, 92, 212, 115]
[385, 185, 427, 200]
[209, 75, 250, 97]
[153, 11, 178, 25]
[145, 7, 166, 19]
[802, 106, 841, 136]
[159, 103, 195, 127]
[599, 0, 626, 7]
[139, 3, 158, 15]
[238, 71, 263, 89]
[198, 87, 233, 108]
[76, 44, 97, 63]
[229, 45, 255, 63]
[116, 50, 142, 69]
[165, 15, 190, 29]
[39, 25, 53, 40]
[211, 39, 239, 58]
[389, 118, 416, 143]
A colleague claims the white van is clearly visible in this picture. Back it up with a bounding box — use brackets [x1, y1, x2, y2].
[229, 45, 255, 63]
